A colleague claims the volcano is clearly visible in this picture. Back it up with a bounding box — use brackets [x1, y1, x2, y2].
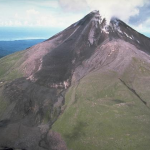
[0, 10, 150, 150]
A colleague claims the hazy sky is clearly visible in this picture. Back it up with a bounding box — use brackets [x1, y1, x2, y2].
[0, 0, 149, 37]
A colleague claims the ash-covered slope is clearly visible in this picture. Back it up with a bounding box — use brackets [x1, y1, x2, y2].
[109, 18, 150, 54]
[0, 10, 150, 150]
[27, 10, 106, 86]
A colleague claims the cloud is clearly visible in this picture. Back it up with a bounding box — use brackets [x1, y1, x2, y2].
[58, 0, 148, 22]
[0, 20, 22, 26]
[26, 9, 39, 15]
[34, 12, 84, 27]
[59, 0, 89, 12]
[129, 1, 150, 24]
[28, 0, 60, 9]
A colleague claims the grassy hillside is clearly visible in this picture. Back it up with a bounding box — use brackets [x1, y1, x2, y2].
[0, 51, 26, 117]
[0, 50, 25, 81]
[52, 61, 150, 150]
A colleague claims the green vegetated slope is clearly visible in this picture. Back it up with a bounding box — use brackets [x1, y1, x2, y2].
[52, 58, 150, 150]
[0, 51, 25, 117]
[0, 50, 25, 81]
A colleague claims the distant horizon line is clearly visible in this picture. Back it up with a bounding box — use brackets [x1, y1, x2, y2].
[0, 38, 47, 42]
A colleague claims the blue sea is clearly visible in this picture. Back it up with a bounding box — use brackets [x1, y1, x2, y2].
[0, 27, 64, 58]
[0, 27, 63, 41]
